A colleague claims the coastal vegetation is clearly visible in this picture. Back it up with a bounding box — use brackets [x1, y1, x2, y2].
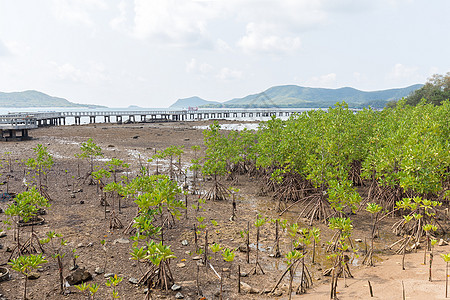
[0, 98, 450, 299]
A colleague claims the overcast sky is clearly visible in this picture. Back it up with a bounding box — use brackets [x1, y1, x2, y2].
[0, 0, 449, 108]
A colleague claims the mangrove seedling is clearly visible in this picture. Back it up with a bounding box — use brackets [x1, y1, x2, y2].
[40, 231, 68, 294]
[9, 253, 47, 300]
[105, 274, 123, 299]
[442, 253, 450, 298]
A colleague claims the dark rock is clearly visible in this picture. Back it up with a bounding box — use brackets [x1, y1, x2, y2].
[129, 277, 139, 284]
[27, 272, 40, 280]
[238, 245, 248, 252]
[65, 267, 92, 285]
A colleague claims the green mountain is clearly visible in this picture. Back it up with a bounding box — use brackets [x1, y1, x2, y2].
[169, 96, 220, 108]
[176, 84, 423, 109]
[0, 90, 106, 108]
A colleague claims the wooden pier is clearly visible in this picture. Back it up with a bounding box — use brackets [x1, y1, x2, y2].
[0, 108, 342, 141]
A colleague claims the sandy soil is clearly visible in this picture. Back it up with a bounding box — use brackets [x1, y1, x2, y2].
[0, 120, 449, 300]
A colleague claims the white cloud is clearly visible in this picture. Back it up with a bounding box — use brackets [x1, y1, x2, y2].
[51, 0, 108, 27]
[238, 22, 301, 55]
[305, 73, 337, 87]
[0, 40, 10, 56]
[215, 39, 233, 53]
[216, 67, 243, 81]
[131, 0, 216, 47]
[50, 61, 109, 84]
[388, 63, 419, 80]
[185, 58, 213, 75]
[110, 1, 128, 30]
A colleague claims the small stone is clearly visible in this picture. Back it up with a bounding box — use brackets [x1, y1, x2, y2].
[78, 189, 83, 193]
[65, 267, 92, 285]
[27, 272, 40, 280]
[87, 242, 93, 247]
[104, 273, 115, 278]
[70, 194, 76, 198]
[77, 243, 84, 248]
[240, 282, 258, 294]
[240, 272, 248, 277]
[129, 277, 139, 284]
[63, 289, 71, 295]
[192, 256, 202, 260]
[171, 284, 182, 291]
[238, 245, 248, 252]
[0, 232, 6, 238]
[143, 288, 149, 294]
[37, 268, 45, 272]
[175, 292, 184, 299]
[222, 268, 230, 273]
[95, 267, 104, 274]
[272, 290, 283, 297]
[113, 237, 130, 244]
[439, 239, 449, 246]
[355, 238, 363, 243]
[181, 240, 189, 246]
[176, 263, 186, 268]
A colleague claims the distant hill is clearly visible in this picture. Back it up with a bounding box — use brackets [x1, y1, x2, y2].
[0, 90, 106, 108]
[172, 84, 423, 109]
[169, 96, 220, 108]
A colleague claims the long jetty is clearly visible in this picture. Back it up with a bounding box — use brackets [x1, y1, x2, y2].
[0, 108, 358, 141]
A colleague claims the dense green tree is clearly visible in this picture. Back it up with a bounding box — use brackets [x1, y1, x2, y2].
[404, 73, 450, 106]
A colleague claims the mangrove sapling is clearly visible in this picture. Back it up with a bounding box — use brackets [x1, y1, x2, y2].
[39, 231, 68, 294]
[286, 250, 304, 300]
[71, 248, 79, 270]
[202, 122, 231, 201]
[270, 249, 304, 298]
[105, 274, 123, 299]
[130, 246, 148, 276]
[92, 167, 111, 195]
[139, 241, 176, 291]
[326, 217, 354, 299]
[9, 253, 47, 300]
[363, 203, 383, 266]
[390, 197, 442, 270]
[251, 215, 266, 275]
[190, 145, 202, 195]
[209, 243, 222, 261]
[295, 228, 317, 294]
[442, 253, 450, 298]
[4, 186, 50, 259]
[422, 224, 437, 265]
[104, 182, 124, 229]
[269, 218, 282, 258]
[25, 144, 54, 199]
[428, 238, 438, 282]
[229, 187, 239, 221]
[76, 138, 103, 185]
[221, 248, 236, 298]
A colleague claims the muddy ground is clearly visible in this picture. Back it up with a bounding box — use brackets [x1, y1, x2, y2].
[0, 120, 449, 300]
